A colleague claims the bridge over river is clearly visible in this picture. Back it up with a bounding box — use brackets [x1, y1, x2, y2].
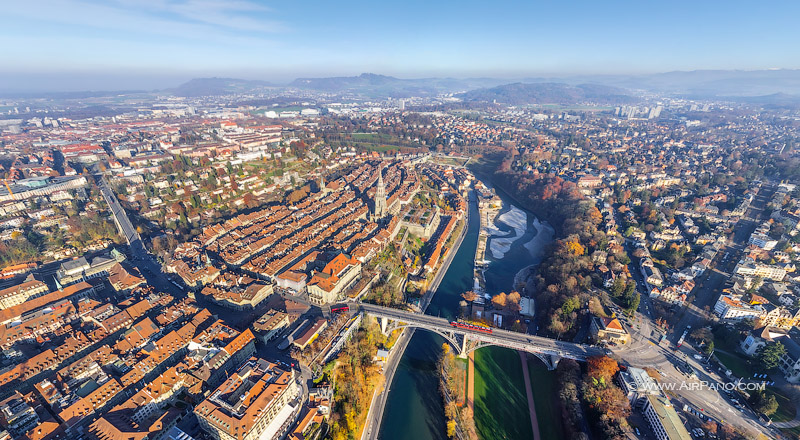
[360, 303, 605, 370]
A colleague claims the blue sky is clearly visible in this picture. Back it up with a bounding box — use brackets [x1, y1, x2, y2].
[1, 0, 799, 90]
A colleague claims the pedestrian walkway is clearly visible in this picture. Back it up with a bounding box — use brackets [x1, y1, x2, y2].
[467, 351, 475, 413]
[519, 352, 541, 440]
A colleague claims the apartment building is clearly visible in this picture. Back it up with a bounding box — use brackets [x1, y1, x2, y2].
[195, 358, 300, 440]
[307, 254, 361, 305]
[748, 233, 778, 250]
[0, 392, 39, 437]
[253, 311, 292, 343]
[641, 395, 692, 440]
[733, 260, 786, 281]
[714, 295, 764, 321]
[0, 280, 49, 310]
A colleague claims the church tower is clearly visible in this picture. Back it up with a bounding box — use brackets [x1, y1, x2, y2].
[372, 165, 387, 221]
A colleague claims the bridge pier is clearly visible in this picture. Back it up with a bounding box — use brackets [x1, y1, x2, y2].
[361, 306, 595, 371]
[457, 334, 468, 359]
[547, 354, 560, 370]
[379, 317, 389, 335]
[529, 352, 561, 371]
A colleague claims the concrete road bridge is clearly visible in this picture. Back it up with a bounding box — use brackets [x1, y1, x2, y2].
[360, 303, 604, 370]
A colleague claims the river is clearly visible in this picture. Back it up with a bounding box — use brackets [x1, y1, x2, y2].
[378, 185, 556, 440]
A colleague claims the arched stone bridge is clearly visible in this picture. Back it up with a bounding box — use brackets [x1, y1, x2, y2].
[360, 303, 605, 370]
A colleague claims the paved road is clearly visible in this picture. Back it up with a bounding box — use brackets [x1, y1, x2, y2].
[612, 184, 778, 438]
[361, 324, 415, 440]
[669, 184, 774, 346]
[91, 166, 181, 296]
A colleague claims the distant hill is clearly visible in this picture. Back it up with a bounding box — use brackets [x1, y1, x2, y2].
[457, 82, 635, 105]
[519, 69, 800, 98]
[628, 69, 800, 97]
[134, 70, 800, 102]
[7, 69, 800, 102]
[728, 92, 800, 109]
[170, 77, 277, 97]
[289, 73, 507, 98]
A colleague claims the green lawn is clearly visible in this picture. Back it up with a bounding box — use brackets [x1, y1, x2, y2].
[714, 350, 754, 378]
[768, 386, 797, 423]
[473, 347, 534, 440]
[713, 353, 797, 424]
[526, 356, 565, 440]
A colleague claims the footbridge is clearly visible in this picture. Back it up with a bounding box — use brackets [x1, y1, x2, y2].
[360, 303, 605, 370]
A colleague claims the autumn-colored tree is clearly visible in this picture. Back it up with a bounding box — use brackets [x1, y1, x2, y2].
[286, 187, 308, 204]
[549, 314, 566, 337]
[643, 367, 660, 381]
[491, 292, 508, 309]
[461, 291, 478, 302]
[719, 424, 736, 440]
[588, 298, 606, 318]
[587, 355, 619, 381]
[702, 420, 717, 434]
[587, 206, 602, 225]
[506, 291, 522, 312]
[243, 193, 255, 207]
[446, 420, 457, 438]
[459, 407, 478, 440]
[562, 237, 585, 256]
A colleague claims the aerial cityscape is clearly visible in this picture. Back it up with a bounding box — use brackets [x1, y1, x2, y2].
[1, 2, 800, 440]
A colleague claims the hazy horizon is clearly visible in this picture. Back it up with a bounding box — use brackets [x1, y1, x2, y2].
[3, 67, 800, 95]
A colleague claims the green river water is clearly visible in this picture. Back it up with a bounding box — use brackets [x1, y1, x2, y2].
[378, 187, 559, 440]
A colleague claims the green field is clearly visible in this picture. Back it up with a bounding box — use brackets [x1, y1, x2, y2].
[340, 132, 422, 153]
[526, 357, 565, 440]
[780, 425, 800, 439]
[769, 387, 797, 422]
[714, 351, 796, 424]
[473, 346, 534, 440]
[714, 350, 754, 378]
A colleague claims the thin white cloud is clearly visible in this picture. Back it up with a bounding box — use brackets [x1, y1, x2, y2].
[0, 0, 287, 45]
[111, 0, 284, 33]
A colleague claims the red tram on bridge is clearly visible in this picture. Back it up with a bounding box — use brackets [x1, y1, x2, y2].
[450, 320, 493, 334]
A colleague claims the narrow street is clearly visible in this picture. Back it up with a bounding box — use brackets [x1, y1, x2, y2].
[91, 165, 182, 296]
